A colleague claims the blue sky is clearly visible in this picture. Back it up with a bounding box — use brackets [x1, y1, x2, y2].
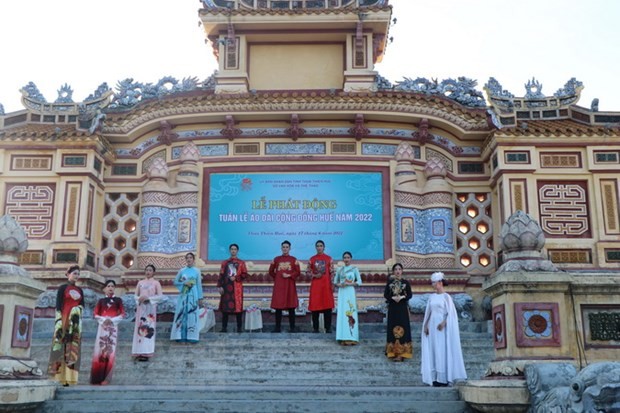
[1, 0, 618, 113]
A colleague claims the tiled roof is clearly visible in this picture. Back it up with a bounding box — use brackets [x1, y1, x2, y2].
[102, 89, 491, 134]
[199, 4, 390, 17]
[499, 119, 620, 138]
[0, 123, 88, 140]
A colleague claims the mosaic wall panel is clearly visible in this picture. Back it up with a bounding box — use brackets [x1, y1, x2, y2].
[537, 181, 590, 238]
[172, 144, 229, 159]
[394, 191, 452, 207]
[101, 193, 140, 271]
[394, 206, 453, 255]
[139, 206, 198, 254]
[62, 182, 82, 237]
[600, 179, 620, 235]
[114, 127, 478, 158]
[493, 304, 507, 349]
[115, 137, 158, 157]
[454, 193, 494, 273]
[540, 152, 581, 168]
[514, 302, 561, 347]
[509, 179, 528, 214]
[136, 255, 188, 271]
[425, 148, 453, 172]
[265, 143, 325, 155]
[395, 254, 454, 269]
[4, 184, 55, 240]
[10, 155, 52, 171]
[362, 143, 398, 156]
[582, 305, 620, 349]
[142, 192, 198, 207]
[141, 150, 166, 174]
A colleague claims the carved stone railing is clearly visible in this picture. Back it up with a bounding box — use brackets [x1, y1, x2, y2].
[202, 0, 387, 10]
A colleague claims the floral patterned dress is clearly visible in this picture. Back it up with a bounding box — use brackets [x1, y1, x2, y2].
[48, 284, 84, 385]
[90, 296, 125, 385]
[131, 278, 165, 359]
[333, 265, 362, 344]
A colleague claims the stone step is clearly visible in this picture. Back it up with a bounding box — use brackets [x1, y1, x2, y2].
[37, 385, 470, 413]
[30, 319, 492, 337]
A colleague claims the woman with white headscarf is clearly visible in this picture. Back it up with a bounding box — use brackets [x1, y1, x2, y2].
[420, 272, 467, 386]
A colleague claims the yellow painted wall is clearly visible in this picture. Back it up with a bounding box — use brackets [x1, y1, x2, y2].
[249, 44, 344, 90]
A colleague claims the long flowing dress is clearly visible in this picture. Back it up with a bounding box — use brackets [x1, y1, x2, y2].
[170, 265, 203, 343]
[90, 296, 125, 385]
[48, 283, 84, 385]
[131, 278, 166, 359]
[384, 277, 413, 359]
[333, 264, 362, 344]
[217, 257, 248, 314]
[421, 293, 467, 385]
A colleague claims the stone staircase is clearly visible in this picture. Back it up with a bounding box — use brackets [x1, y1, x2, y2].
[30, 319, 493, 413]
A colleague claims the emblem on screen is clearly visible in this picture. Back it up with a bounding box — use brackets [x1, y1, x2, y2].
[241, 178, 252, 191]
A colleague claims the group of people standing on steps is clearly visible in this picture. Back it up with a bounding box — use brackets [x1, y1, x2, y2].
[216, 240, 361, 344]
[47, 240, 466, 388]
[384, 265, 468, 386]
[48, 264, 165, 387]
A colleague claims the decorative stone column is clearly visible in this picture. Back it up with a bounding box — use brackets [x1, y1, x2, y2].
[393, 146, 457, 271]
[137, 143, 200, 270]
[461, 210, 620, 412]
[460, 211, 568, 412]
[0, 215, 55, 409]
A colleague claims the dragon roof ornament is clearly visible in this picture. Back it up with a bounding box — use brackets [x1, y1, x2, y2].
[484, 77, 584, 117]
[392, 76, 487, 108]
[201, 0, 387, 10]
[18, 81, 112, 115]
[54, 83, 75, 104]
[108, 73, 214, 110]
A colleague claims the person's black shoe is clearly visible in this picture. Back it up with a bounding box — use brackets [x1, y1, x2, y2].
[312, 329, 319, 333]
[289, 326, 299, 333]
[219, 328, 227, 333]
[271, 327, 281, 333]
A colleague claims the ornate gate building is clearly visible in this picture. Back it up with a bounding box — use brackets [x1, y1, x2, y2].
[1, 0, 619, 316]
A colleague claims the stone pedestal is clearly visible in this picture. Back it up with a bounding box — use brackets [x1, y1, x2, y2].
[0, 275, 46, 359]
[484, 271, 575, 375]
[0, 215, 56, 411]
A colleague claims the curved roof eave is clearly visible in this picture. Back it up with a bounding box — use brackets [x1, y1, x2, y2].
[101, 89, 491, 141]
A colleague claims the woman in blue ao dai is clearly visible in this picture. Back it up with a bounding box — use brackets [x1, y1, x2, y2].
[333, 251, 362, 345]
[170, 253, 204, 343]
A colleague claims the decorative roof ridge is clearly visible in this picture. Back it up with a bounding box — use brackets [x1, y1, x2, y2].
[199, 0, 391, 16]
[484, 77, 584, 116]
[106, 87, 489, 115]
[496, 119, 620, 138]
[102, 91, 490, 134]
